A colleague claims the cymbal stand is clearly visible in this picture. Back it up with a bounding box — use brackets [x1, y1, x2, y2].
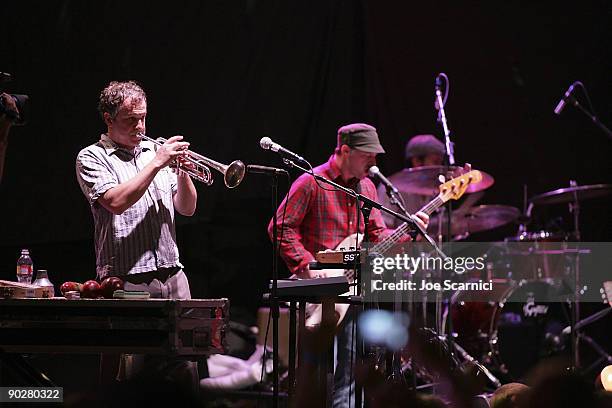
[518, 184, 534, 236]
[568, 180, 581, 369]
[565, 182, 612, 373]
[565, 179, 605, 372]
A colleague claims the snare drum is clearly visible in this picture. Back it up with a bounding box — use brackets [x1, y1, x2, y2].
[450, 279, 569, 380]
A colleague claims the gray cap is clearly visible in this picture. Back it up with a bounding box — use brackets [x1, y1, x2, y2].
[405, 134, 445, 159]
[337, 123, 385, 154]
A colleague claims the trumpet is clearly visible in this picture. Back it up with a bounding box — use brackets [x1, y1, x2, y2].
[137, 133, 245, 188]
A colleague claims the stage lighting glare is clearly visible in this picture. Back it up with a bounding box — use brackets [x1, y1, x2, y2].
[358, 310, 410, 351]
[601, 365, 612, 392]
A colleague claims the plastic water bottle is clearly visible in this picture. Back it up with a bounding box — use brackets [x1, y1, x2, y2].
[16, 249, 33, 284]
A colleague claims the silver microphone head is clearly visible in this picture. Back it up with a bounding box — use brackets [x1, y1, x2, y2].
[260, 136, 273, 150]
[368, 166, 380, 178]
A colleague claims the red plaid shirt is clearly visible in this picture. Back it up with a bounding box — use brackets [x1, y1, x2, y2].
[268, 155, 393, 274]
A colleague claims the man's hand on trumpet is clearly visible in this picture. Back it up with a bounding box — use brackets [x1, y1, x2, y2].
[151, 135, 190, 170]
[172, 155, 203, 178]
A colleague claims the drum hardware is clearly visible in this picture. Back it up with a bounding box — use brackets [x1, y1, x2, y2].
[392, 178, 609, 387]
[517, 184, 534, 235]
[528, 181, 612, 369]
[528, 183, 612, 238]
[501, 233, 570, 281]
[557, 283, 612, 375]
[402, 328, 501, 390]
[370, 167, 611, 383]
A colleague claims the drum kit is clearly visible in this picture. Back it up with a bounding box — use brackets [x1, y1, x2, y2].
[382, 165, 612, 385]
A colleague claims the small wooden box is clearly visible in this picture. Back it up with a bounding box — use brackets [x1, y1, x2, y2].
[0, 280, 52, 299]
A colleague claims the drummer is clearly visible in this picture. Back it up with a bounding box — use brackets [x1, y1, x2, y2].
[377, 134, 445, 228]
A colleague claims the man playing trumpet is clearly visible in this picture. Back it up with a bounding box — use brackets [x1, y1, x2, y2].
[76, 80, 197, 298]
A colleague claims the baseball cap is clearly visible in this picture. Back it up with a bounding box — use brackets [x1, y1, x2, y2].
[337, 123, 386, 154]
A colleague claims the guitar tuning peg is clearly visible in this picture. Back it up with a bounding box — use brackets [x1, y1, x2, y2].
[464, 163, 472, 172]
[438, 175, 446, 183]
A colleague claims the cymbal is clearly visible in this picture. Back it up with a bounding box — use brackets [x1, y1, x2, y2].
[388, 165, 494, 196]
[429, 205, 521, 236]
[530, 184, 612, 206]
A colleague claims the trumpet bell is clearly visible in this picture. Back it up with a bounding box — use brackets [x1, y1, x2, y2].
[224, 160, 246, 189]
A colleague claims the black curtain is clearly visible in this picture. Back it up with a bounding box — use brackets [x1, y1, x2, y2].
[1, 0, 610, 324]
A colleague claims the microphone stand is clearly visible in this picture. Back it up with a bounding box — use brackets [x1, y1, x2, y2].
[383, 187, 413, 385]
[387, 188, 409, 218]
[435, 74, 455, 166]
[262, 167, 288, 408]
[435, 73, 456, 248]
[435, 73, 458, 375]
[562, 92, 612, 141]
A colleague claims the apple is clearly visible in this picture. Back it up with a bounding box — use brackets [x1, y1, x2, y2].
[81, 280, 101, 298]
[60, 281, 82, 295]
[100, 277, 124, 299]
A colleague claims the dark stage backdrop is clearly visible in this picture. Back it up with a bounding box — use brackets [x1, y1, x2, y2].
[1, 1, 610, 324]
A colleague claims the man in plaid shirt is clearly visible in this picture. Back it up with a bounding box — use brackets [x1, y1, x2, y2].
[268, 123, 428, 407]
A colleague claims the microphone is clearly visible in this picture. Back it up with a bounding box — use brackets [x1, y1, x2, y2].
[260, 137, 306, 162]
[434, 75, 444, 110]
[247, 164, 288, 175]
[434, 75, 443, 93]
[554, 82, 577, 115]
[368, 166, 399, 194]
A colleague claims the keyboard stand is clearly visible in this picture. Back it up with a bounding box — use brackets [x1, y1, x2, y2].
[265, 291, 362, 408]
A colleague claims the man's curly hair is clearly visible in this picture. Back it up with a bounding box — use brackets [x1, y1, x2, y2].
[98, 81, 147, 120]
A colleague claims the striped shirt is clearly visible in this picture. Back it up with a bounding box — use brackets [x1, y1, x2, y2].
[267, 155, 389, 274]
[76, 134, 181, 279]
